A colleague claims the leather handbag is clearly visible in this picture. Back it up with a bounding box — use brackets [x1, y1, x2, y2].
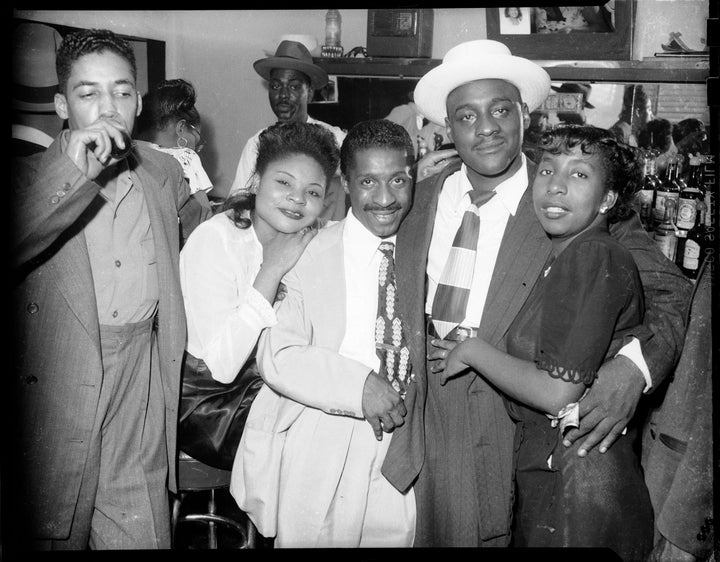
[178, 350, 264, 471]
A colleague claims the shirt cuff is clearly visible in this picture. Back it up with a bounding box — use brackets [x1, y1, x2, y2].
[246, 286, 277, 327]
[616, 337, 652, 393]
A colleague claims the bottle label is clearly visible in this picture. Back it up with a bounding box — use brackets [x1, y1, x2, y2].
[676, 198, 697, 230]
[637, 189, 654, 206]
[653, 191, 679, 222]
[683, 239, 700, 270]
[653, 231, 677, 261]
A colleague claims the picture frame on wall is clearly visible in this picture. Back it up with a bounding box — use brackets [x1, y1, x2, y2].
[310, 75, 339, 104]
[486, 1, 634, 60]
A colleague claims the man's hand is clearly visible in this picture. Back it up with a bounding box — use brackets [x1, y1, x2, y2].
[63, 116, 131, 179]
[416, 148, 459, 180]
[563, 355, 645, 456]
[361, 370, 406, 441]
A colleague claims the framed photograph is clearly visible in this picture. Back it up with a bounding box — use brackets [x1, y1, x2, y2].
[487, 1, 634, 60]
[310, 75, 339, 104]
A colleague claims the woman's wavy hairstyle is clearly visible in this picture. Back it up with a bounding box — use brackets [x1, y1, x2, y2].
[224, 121, 340, 229]
[136, 78, 201, 134]
[532, 124, 642, 223]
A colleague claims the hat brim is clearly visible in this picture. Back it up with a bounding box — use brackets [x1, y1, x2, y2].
[13, 82, 58, 113]
[254, 57, 328, 90]
[414, 56, 551, 125]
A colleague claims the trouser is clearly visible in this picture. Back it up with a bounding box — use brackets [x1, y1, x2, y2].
[39, 316, 170, 550]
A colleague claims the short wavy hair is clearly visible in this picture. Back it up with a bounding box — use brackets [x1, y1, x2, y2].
[533, 124, 642, 223]
[56, 28, 137, 95]
[225, 121, 340, 229]
[340, 119, 415, 177]
[137, 78, 201, 134]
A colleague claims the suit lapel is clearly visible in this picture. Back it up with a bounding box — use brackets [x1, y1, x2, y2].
[480, 178, 551, 347]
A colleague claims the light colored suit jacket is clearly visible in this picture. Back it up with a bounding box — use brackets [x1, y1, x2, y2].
[231, 220, 373, 539]
[12, 139, 187, 540]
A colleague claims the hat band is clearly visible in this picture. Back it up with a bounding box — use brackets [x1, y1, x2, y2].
[13, 82, 58, 105]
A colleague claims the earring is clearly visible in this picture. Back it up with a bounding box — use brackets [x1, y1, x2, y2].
[599, 206, 608, 214]
[177, 135, 188, 149]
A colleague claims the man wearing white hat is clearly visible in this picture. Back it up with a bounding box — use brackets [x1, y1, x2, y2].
[228, 40, 347, 222]
[380, 39, 691, 547]
[12, 21, 65, 156]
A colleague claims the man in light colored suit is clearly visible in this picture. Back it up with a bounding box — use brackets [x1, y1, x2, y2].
[381, 39, 692, 547]
[232, 119, 416, 547]
[11, 28, 186, 550]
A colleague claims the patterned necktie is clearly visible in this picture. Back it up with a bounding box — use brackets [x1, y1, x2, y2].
[375, 241, 413, 398]
[431, 189, 496, 339]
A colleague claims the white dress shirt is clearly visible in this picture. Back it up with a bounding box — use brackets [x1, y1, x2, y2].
[179, 211, 276, 383]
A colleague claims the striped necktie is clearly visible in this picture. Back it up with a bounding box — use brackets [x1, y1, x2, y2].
[431, 189, 496, 339]
[375, 241, 413, 398]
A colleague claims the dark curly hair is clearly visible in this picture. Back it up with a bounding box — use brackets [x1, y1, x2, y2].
[224, 121, 340, 229]
[56, 29, 137, 95]
[136, 78, 200, 134]
[340, 119, 415, 177]
[533, 124, 642, 223]
[637, 118, 673, 153]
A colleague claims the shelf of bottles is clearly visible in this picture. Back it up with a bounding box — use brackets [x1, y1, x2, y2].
[637, 149, 715, 281]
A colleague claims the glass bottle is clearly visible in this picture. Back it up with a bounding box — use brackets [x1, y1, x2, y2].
[653, 157, 681, 225]
[637, 149, 660, 231]
[676, 155, 704, 231]
[653, 198, 678, 262]
[680, 201, 707, 279]
[324, 9, 341, 49]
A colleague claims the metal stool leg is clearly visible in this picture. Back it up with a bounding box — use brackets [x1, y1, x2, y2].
[207, 489, 218, 549]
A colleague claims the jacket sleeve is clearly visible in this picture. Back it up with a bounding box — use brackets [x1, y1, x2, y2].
[609, 213, 693, 390]
[12, 150, 101, 271]
[257, 263, 370, 419]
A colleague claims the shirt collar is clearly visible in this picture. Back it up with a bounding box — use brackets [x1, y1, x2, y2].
[458, 153, 528, 216]
[344, 209, 397, 268]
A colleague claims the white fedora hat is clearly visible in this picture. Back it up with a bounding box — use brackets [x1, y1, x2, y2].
[414, 40, 551, 125]
[13, 22, 63, 113]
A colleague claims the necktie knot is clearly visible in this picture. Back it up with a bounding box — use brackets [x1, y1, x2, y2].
[469, 189, 496, 208]
[378, 241, 395, 258]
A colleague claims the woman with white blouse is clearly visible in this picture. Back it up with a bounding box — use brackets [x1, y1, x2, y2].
[177, 121, 340, 469]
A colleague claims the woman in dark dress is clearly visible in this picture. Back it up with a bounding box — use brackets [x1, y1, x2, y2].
[435, 125, 654, 560]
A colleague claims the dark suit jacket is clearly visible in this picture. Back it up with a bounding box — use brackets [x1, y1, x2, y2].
[641, 261, 714, 558]
[383, 157, 692, 546]
[11, 139, 187, 540]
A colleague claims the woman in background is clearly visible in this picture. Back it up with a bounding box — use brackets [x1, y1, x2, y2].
[136, 78, 214, 245]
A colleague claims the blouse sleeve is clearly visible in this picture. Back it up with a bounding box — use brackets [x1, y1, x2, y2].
[535, 238, 645, 385]
[180, 217, 276, 384]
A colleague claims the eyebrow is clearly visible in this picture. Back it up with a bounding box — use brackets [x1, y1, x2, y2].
[71, 78, 135, 91]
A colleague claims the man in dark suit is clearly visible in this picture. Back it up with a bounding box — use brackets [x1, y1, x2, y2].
[382, 39, 692, 547]
[11, 28, 187, 550]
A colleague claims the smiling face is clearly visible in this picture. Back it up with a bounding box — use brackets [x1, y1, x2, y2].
[268, 68, 311, 124]
[252, 153, 326, 239]
[533, 145, 617, 253]
[55, 51, 141, 133]
[343, 147, 414, 239]
[445, 79, 530, 192]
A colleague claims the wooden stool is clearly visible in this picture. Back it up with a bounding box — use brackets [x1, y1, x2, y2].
[171, 451, 258, 549]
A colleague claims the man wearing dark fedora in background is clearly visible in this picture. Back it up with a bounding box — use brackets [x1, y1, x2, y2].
[12, 21, 65, 156]
[228, 39, 347, 222]
[380, 39, 691, 547]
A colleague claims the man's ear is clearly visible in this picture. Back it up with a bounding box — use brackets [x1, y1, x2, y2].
[55, 93, 68, 120]
[341, 174, 350, 195]
[521, 102, 531, 131]
[135, 90, 142, 117]
[444, 116, 453, 144]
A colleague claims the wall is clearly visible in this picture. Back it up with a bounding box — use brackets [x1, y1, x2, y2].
[13, 8, 489, 198]
[13, 5, 710, 198]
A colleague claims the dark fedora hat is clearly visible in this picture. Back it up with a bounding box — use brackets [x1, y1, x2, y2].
[551, 82, 595, 109]
[13, 22, 63, 113]
[253, 40, 329, 90]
